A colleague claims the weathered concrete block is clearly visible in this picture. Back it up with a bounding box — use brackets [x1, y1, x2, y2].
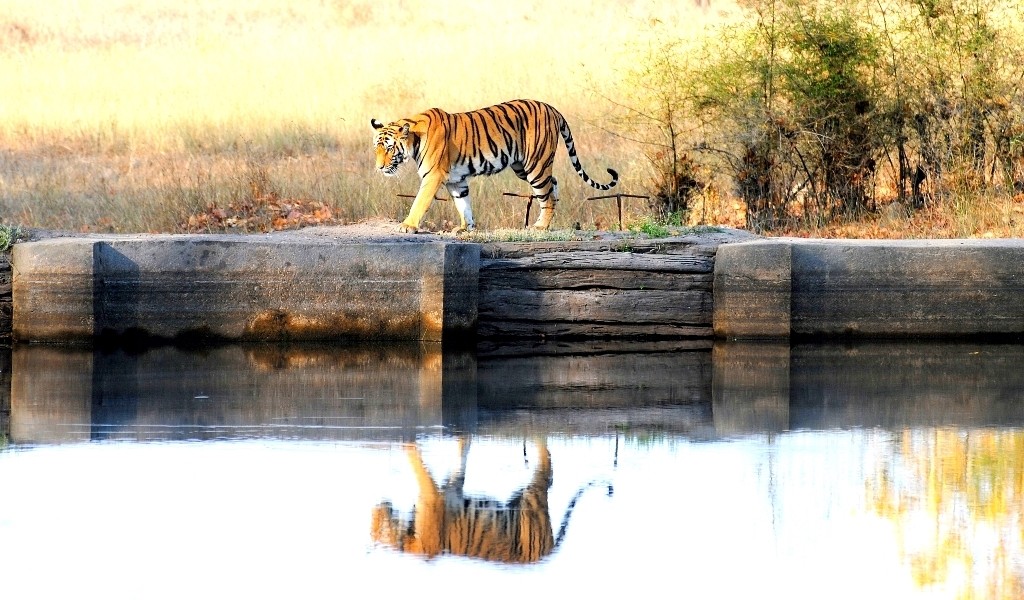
[714, 238, 1024, 338]
[713, 240, 792, 338]
[0, 346, 9, 444]
[791, 239, 1024, 337]
[13, 236, 479, 343]
[11, 238, 96, 340]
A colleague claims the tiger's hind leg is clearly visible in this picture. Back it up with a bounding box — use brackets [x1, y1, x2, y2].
[531, 177, 559, 231]
[512, 162, 558, 231]
[445, 182, 475, 234]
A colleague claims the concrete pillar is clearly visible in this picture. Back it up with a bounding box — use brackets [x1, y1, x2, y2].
[714, 238, 1024, 338]
[713, 240, 791, 338]
[791, 240, 1024, 337]
[12, 236, 479, 343]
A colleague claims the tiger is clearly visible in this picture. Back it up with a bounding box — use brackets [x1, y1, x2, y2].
[371, 99, 619, 233]
[370, 436, 611, 564]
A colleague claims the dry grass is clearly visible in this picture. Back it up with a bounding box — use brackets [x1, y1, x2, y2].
[0, 0, 740, 233]
[682, 185, 1024, 240]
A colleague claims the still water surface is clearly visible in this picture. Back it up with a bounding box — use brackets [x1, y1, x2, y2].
[1, 341, 1022, 599]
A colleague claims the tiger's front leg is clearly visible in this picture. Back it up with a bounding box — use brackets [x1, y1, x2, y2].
[400, 173, 445, 233]
[446, 182, 475, 234]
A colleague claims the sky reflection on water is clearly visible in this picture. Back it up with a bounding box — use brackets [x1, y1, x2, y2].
[0, 341, 1022, 600]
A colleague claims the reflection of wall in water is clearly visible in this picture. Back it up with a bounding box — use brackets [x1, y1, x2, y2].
[0, 346, 10, 444]
[711, 341, 1024, 432]
[478, 344, 711, 408]
[9, 344, 477, 444]
[10, 340, 1024, 446]
[789, 343, 1024, 429]
[11, 346, 93, 444]
[711, 341, 790, 436]
[476, 342, 715, 438]
[8, 341, 720, 443]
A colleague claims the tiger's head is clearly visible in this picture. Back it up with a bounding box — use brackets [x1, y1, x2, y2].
[371, 119, 411, 176]
[370, 501, 424, 555]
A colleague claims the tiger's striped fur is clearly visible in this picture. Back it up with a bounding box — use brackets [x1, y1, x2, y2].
[371, 99, 619, 233]
[371, 437, 608, 564]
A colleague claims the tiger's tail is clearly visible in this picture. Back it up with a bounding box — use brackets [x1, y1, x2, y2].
[553, 479, 614, 550]
[557, 116, 619, 191]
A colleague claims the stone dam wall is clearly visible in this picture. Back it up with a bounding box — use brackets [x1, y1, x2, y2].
[5, 228, 1024, 343]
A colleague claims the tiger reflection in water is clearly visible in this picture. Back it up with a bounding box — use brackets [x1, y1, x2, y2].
[371, 437, 609, 564]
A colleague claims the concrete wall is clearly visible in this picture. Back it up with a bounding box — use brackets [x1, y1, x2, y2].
[12, 236, 478, 343]
[10, 233, 1024, 343]
[714, 238, 1024, 339]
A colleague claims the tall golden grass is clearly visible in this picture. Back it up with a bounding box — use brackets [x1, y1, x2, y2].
[0, 0, 740, 233]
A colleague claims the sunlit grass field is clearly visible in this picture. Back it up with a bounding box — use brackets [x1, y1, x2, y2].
[0, 0, 741, 233]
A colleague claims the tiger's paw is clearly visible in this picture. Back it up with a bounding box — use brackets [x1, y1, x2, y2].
[398, 222, 420, 234]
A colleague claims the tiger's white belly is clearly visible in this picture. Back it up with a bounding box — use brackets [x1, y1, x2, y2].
[446, 164, 472, 184]
[446, 154, 508, 184]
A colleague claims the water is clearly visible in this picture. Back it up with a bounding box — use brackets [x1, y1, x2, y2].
[1, 341, 1023, 599]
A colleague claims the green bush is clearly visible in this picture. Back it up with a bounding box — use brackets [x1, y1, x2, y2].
[692, 0, 884, 228]
[611, 0, 1024, 231]
[0, 225, 23, 252]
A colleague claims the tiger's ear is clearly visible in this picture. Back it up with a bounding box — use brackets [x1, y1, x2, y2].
[400, 123, 411, 136]
[371, 118, 385, 130]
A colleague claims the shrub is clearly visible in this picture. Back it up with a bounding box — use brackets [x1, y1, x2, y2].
[611, 0, 1024, 231]
[0, 224, 23, 252]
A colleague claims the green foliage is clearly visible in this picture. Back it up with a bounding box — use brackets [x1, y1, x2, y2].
[630, 218, 671, 238]
[880, 0, 1024, 201]
[0, 224, 23, 252]
[696, 0, 885, 228]
[627, 214, 718, 239]
[611, 0, 1024, 231]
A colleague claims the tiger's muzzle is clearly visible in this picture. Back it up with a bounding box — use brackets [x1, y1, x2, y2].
[375, 147, 404, 176]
